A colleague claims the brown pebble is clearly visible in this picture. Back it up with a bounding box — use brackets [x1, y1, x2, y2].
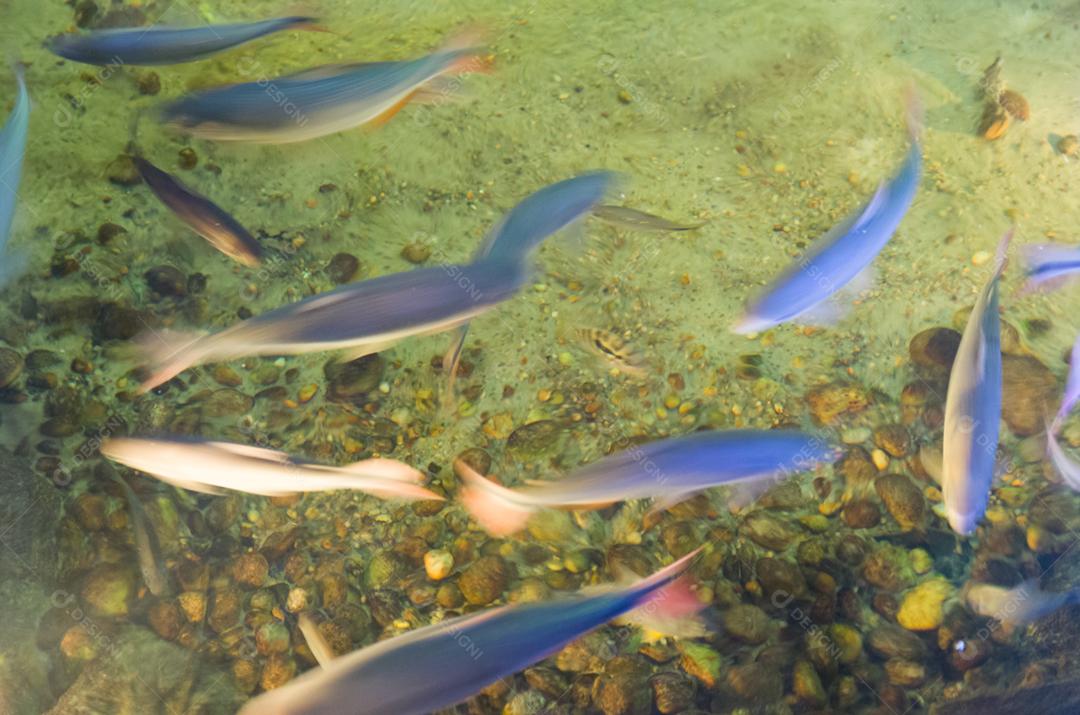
[105, 154, 141, 186]
[999, 89, 1030, 121]
[909, 327, 960, 371]
[136, 71, 160, 95]
[326, 252, 360, 284]
[178, 147, 198, 170]
[842, 499, 881, 529]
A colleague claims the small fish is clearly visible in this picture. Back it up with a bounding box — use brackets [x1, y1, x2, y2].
[134, 156, 262, 266]
[136, 256, 528, 391]
[1019, 242, 1080, 294]
[442, 172, 615, 400]
[576, 327, 648, 378]
[942, 231, 1011, 536]
[591, 205, 704, 232]
[46, 16, 320, 66]
[161, 35, 487, 143]
[458, 430, 837, 535]
[733, 93, 922, 334]
[298, 613, 336, 667]
[964, 579, 1080, 628]
[1045, 337, 1080, 491]
[238, 550, 704, 715]
[1056, 331, 1080, 423]
[0, 66, 30, 287]
[101, 436, 441, 501]
[114, 474, 171, 597]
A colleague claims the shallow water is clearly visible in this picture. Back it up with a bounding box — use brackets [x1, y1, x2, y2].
[5, 0, 1080, 713]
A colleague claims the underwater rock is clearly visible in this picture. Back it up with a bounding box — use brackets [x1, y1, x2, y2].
[897, 578, 954, 631]
[459, 554, 509, 606]
[805, 381, 870, 425]
[506, 420, 567, 459]
[95, 303, 144, 341]
[145, 265, 187, 298]
[791, 658, 827, 706]
[80, 562, 137, 617]
[365, 551, 403, 590]
[742, 511, 799, 551]
[885, 658, 926, 687]
[756, 556, 806, 601]
[177, 591, 206, 623]
[651, 671, 695, 714]
[325, 354, 385, 402]
[105, 154, 141, 186]
[177, 148, 197, 170]
[1059, 135, 1080, 158]
[555, 631, 611, 673]
[591, 656, 651, 715]
[677, 641, 723, 689]
[401, 242, 432, 264]
[723, 603, 772, 644]
[0, 347, 23, 388]
[842, 499, 881, 528]
[260, 654, 296, 691]
[873, 424, 910, 457]
[423, 549, 453, 580]
[327, 252, 360, 284]
[202, 388, 253, 418]
[829, 623, 863, 665]
[866, 622, 927, 660]
[231, 552, 269, 588]
[875, 473, 925, 529]
[757, 480, 806, 511]
[255, 621, 290, 656]
[909, 327, 961, 371]
[208, 589, 242, 633]
[862, 545, 913, 592]
[1001, 354, 1057, 436]
[148, 600, 183, 641]
[725, 661, 783, 702]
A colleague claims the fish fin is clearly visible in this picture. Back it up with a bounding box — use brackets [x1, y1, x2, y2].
[1020, 242, 1080, 292]
[1046, 419, 1080, 491]
[454, 458, 534, 535]
[726, 478, 778, 512]
[339, 457, 426, 483]
[1057, 332, 1080, 423]
[136, 329, 207, 392]
[208, 441, 293, 463]
[367, 90, 420, 129]
[298, 613, 335, 666]
[412, 76, 472, 105]
[622, 549, 708, 637]
[646, 491, 699, 518]
[337, 339, 398, 363]
[440, 322, 471, 409]
[436, 26, 492, 74]
[992, 228, 1014, 278]
[793, 297, 847, 327]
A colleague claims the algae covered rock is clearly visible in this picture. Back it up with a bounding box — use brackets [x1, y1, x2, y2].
[897, 578, 955, 631]
[459, 554, 509, 606]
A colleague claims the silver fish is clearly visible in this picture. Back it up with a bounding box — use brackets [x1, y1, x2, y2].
[114, 474, 171, 597]
[591, 205, 704, 232]
[965, 579, 1080, 628]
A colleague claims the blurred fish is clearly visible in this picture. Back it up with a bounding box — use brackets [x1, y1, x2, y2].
[298, 613, 335, 666]
[1020, 242, 1080, 294]
[576, 327, 648, 378]
[134, 156, 262, 266]
[591, 205, 704, 232]
[136, 256, 527, 391]
[1045, 335, 1080, 491]
[114, 474, 172, 597]
[458, 430, 837, 535]
[238, 550, 704, 715]
[964, 579, 1080, 627]
[733, 94, 922, 334]
[442, 172, 615, 400]
[1056, 331, 1080, 423]
[942, 231, 1010, 536]
[46, 16, 320, 66]
[0, 66, 30, 287]
[102, 436, 441, 500]
[161, 34, 487, 143]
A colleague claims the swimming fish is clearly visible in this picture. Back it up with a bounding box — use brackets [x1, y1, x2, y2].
[0, 66, 30, 287]
[964, 579, 1080, 628]
[458, 430, 837, 535]
[1044, 333, 1080, 491]
[114, 474, 172, 597]
[1056, 331, 1080, 423]
[237, 550, 704, 715]
[442, 172, 615, 399]
[46, 16, 320, 66]
[576, 327, 649, 378]
[136, 256, 528, 391]
[733, 94, 922, 334]
[591, 205, 705, 232]
[101, 436, 441, 501]
[941, 230, 1010, 536]
[134, 156, 262, 266]
[160, 35, 487, 143]
[1019, 242, 1080, 294]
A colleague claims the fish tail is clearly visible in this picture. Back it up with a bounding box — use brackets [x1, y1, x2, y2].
[339, 457, 426, 482]
[440, 323, 471, 409]
[136, 328, 207, 392]
[621, 549, 707, 636]
[455, 458, 535, 535]
[992, 227, 1015, 278]
[903, 83, 924, 142]
[437, 26, 493, 75]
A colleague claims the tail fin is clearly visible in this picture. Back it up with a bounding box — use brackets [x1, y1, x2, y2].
[298, 613, 335, 667]
[440, 323, 471, 409]
[904, 83, 924, 142]
[136, 328, 207, 392]
[455, 458, 535, 535]
[992, 227, 1014, 279]
[339, 457, 426, 482]
[620, 549, 707, 636]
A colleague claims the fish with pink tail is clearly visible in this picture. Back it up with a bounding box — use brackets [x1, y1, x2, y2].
[458, 430, 837, 536]
[238, 550, 705, 715]
[101, 436, 440, 501]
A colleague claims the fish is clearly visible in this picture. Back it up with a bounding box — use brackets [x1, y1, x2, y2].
[298, 613, 336, 667]
[46, 16, 320, 66]
[160, 35, 487, 143]
[114, 474, 172, 597]
[591, 205, 705, 232]
[441, 172, 615, 400]
[135, 256, 528, 391]
[237, 550, 705, 715]
[0, 66, 30, 288]
[1056, 331, 1080, 423]
[101, 436, 442, 500]
[1019, 242, 1080, 294]
[576, 327, 649, 378]
[457, 430, 837, 536]
[133, 156, 262, 266]
[964, 579, 1080, 628]
[941, 230, 1011, 536]
[733, 94, 922, 334]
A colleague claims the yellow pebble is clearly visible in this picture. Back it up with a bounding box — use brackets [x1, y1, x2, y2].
[924, 486, 942, 502]
[819, 501, 842, 516]
[703, 386, 717, 397]
[871, 449, 889, 471]
[664, 394, 680, 409]
[537, 389, 552, 402]
[298, 384, 318, 403]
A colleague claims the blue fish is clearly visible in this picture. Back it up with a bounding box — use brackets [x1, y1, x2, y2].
[0, 67, 29, 288]
[237, 550, 704, 715]
[46, 16, 319, 66]
[1019, 242, 1080, 294]
[160, 38, 486, 143]
[942, 230, 1010, 535]
[458, 429, 838, 535]
[137, 256, 527, 391]
[442, 172, 615, 397]
[733, 99, 922, 333]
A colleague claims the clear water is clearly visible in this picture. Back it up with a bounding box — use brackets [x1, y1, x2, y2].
[3, 1, 1080, 713]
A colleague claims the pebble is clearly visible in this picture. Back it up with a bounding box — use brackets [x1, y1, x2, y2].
[325, 355, 385, 402]
[842, 499, 881, 529]
[459, 555, 509, 605]
[105, 154, 141, 186]
[897, 578, 954, 631]
[506, 420, 566, 459]
[875, 473, 925, 530]
[327, 253, 360, 284]
[202, 388, 253, 418]
[841, 427, 870, 445]
[805, 381, 870, 425]
[401, 242, 432, 264]
[0, 347, 23, 388]
[792, 658, 827, 705]
[885, 658, 926, 687]
[80, 563, 136, 617]
[742, 512, 800, 551]
[232, 552, 269, 588]
[867, 623, 926, 660]
[908, 327, 961, 371]
[650, 672, 695, 715]
[1059, 134, 1079, 157]
[178, 591, 207, 623]
[145, 265, 187, 298]
[723, 603, 772, 644]
[1002, 354, 1057, 436]
[423, 549, 454, 580]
